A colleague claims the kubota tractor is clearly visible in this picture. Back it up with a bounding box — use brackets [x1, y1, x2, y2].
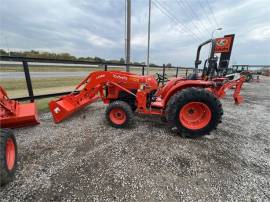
[49, 38, 245, 138]
[49, 71, 224, 138]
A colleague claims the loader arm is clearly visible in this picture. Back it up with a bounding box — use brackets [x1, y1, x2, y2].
[49, 71, 155, 123]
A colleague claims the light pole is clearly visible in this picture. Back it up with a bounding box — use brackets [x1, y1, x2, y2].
[211, 27, 223, 39]
[126, 0, 131, 72]
[146, 0, 151, 75]
[209, 27, 222, 58]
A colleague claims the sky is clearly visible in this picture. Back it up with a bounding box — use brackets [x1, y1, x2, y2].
[0, 0, 269, 66]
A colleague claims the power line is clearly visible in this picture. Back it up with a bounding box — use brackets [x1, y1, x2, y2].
[175, 0, 207, 38]
[182, 0, 212, 36]
[156, 0, 203, 42]
[152, 1, 186, 34]
[126, 0, 131, 72]
[153, 0, 203, 42]
[205, 0, 220, 28]
[198, 0, 216, 29]
[124, 0, 127, 61]
[146, 0, 151, 74]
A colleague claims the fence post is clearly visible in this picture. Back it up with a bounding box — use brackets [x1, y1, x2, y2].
[104, 64, 108, 71]
[22, 61, 34, 102]
[162, 64, 166, 85]
[176, 67, 179, 77]
[142, 65, 145, 75]
[185, 68, 188, 77]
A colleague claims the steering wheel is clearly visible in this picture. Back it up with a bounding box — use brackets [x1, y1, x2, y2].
[156, 73, 169, 85]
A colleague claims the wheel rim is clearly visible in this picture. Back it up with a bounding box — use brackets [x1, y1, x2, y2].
[6, 138, 15, 170]
[109, 108, 127, 125]
[179, 102, 212, 130]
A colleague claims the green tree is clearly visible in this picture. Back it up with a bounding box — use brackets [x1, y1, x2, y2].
[0, 49, 8, 56]
[94, 57, 105, 63]
[119, 58, 125, 64]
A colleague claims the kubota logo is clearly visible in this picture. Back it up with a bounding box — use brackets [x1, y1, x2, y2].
[215, 36, 232, 53]
[216, 39, 228, 47]
[113, 74, 128, 80]
[96, 74, 105, 79]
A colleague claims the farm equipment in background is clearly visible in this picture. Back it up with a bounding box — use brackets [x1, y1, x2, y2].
[0, 129, 17, 186]
[223, 66, 258, 82]
[0, 87, 40, 128]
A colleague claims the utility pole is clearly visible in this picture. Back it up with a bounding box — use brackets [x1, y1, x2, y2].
[208, 27, 222, 58]
[126, 0, 131, 72]
[146, 0, 151, 75]
[124, 0, 127, 62]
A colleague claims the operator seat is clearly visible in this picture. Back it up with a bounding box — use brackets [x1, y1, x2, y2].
[187, 73, 198, 80]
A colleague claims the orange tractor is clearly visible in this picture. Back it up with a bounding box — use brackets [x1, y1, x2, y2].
[49, 39, 245, 138]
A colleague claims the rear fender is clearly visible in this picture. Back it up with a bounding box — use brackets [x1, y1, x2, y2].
[162, 80, 214, 107]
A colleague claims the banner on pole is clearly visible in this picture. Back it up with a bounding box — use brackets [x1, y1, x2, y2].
[215, 36, 233, 53]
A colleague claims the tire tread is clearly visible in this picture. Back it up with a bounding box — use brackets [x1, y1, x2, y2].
[105, 101, 134, 128]
[165, 87, 223, 138]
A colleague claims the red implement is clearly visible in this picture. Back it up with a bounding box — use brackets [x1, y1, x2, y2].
[0, 87, 39, 128]
[214, 76, 246, 104]
[49, 93, 99, 123]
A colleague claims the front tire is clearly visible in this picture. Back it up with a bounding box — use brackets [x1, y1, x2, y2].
[0, 129, 17, 186]
[166, 87, 223, 138]
[105, 101, 134, 128]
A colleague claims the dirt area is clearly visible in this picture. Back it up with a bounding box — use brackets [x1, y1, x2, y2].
[1, 77, 269, 201]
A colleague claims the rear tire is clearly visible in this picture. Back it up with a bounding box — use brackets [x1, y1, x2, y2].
[106, 101, 134, 128]
[166, 87, 223, 138]
[0, 129, 17, 186]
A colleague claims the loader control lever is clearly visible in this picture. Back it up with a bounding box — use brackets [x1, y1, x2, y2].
[156, 73, 168, 85]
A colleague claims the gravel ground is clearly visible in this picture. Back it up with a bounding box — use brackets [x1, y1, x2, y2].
[1, 77, 270, 201]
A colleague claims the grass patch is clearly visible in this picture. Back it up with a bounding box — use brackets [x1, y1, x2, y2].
[36, 98, 52, 113]
[0, 77, 83, 99]
[0, 65, 190, 78]
[0, 65, 128, 72]
[0, 77, 83, 91]
[20, 98, 56, 114]
[0, 65, 98, 72]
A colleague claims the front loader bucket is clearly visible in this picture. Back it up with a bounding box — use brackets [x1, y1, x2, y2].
[0, 102, 40, 128]
[49, 94, 99, 123]
[0, 86, 39, 128]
